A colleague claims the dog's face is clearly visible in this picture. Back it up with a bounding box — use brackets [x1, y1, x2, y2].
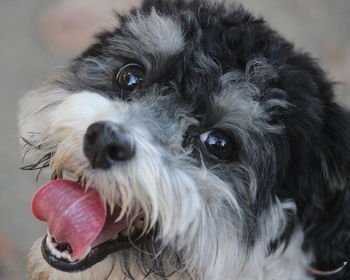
[18, 1, 350, 280]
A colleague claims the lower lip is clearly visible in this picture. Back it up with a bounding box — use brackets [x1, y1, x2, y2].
[41, 234, 143, 272]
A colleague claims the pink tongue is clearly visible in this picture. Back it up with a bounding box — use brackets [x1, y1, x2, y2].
[32, 180, 107, 260]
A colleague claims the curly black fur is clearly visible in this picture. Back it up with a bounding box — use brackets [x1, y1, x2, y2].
[126, 1, 350, 278]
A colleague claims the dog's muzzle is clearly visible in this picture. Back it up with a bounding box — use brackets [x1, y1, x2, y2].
[83, 121, 135, 169]
[32, 180, 147, 272]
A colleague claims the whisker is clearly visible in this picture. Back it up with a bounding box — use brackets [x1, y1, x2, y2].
[20, 162, 49, 171]
[35, 168, 44, 182]
[20, 153, 53, 171]
[21, 136, 36, 147]
[104, 255, 116, 280]
[90, 268, 96, 280]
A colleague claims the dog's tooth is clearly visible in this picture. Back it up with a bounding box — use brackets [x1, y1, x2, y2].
[51, 172, 58, 180]
[77, 175, 82, 183]
[47, 231, 56, 245]
[120, 228, 129, 238]
[134, 220, 144, 231]
[111, 233, 119, 241]
[61, 169, 67, 180]
[120, 226, 135, 238]
[123, 226, 136, 238]
[80, 177, 88, 188]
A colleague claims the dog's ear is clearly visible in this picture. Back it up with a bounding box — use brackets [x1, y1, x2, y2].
[296, 102, 350, 275]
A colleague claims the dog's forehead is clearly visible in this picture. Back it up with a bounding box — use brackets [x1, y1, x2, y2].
[69, 5, 286, 133]
[124, 10, 185, 56]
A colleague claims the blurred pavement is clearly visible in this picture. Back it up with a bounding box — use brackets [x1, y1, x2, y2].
[0, 0, 349, 279]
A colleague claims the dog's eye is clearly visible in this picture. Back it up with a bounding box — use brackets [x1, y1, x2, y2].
[200, 130, 235, 160]
[116, 64, 145, 91]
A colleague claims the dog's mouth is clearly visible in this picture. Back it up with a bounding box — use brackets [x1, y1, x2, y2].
[32, 179, 147, 272]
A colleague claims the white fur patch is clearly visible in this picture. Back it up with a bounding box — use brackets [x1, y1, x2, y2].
[258, 230, 313, 280]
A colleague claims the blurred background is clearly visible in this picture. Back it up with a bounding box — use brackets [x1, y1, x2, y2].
[0, 0, 349, 279]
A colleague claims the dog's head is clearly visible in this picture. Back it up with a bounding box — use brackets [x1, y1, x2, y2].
[18, 0, 350, 279]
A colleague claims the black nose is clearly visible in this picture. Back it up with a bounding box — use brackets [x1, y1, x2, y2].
[83, 121, 135, 169]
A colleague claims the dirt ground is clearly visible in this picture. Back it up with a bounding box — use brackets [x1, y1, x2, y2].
[0, 0, 349, 279]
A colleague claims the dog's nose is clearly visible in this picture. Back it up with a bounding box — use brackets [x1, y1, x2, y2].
[83, 121, 135, 169]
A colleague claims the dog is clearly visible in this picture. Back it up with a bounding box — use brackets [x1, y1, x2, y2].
[18, 0, 350, 279]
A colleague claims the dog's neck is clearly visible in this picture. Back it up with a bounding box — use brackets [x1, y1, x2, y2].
[105, 230, 312, 280]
